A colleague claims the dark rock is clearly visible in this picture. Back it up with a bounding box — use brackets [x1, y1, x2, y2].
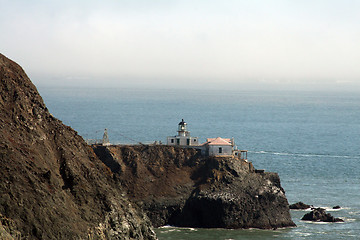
[333, 205, 341, 209]
[0, 53, 157, 239]
[289, 202, 312, 209]
[93, 145, 296, 229]
[301, 208, 344, 222]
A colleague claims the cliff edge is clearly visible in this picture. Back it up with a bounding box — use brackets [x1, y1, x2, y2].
[93, 145, 296, 229]
[0, 53, 157, 239]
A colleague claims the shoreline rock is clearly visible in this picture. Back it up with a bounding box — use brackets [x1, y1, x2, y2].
[301, 208, 344, 222]
[289, 202, 312, 209]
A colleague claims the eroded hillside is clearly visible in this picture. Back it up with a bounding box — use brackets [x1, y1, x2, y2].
[0, 53, 157, 240]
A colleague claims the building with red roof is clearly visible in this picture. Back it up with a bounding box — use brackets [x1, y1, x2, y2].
[201, 137, 234, 156]
[167, 120, 247, 159]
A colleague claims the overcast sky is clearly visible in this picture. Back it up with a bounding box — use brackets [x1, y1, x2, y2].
[1, 0, 360, 90]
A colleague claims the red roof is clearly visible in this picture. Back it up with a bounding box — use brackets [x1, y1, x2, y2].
[203, 137, 232, 146]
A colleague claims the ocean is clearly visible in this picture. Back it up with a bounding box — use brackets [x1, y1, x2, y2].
[38, 86, 360, 239]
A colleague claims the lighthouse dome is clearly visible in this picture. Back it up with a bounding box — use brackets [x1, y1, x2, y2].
[178, 119, 188, 132]
[178, 119, 187, 126]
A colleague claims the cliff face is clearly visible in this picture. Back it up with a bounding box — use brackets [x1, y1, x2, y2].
[0, 53, 157, 239]
[93, 145, 296, 229]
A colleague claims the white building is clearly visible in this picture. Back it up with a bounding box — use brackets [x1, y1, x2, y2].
[166, 120, 247, 159]
[167, 119, 200, 146]
[201, 137, 234, 156]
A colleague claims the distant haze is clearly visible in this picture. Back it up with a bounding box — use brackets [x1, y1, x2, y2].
[1, 0, 360, 91]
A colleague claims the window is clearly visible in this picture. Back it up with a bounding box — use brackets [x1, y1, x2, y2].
[171, 139, 174, 143]
[219, 147, 222, 153]
[194, 139, 197, 142]
[176, 139, 180, 145]
[187, 139, 190, 145]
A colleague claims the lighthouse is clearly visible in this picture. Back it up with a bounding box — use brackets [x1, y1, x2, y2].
[178, 119, 189, 137]
[167, 119, 199, 146]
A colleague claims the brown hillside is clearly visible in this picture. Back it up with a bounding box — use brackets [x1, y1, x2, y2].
[0, 53, 157, 239]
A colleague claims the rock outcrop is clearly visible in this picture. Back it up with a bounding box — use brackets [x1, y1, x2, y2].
[301, 208, 344, 222]
[93, 145, 296, 229]
[0, 53, 157, 239]
[289, 202, 312, 209]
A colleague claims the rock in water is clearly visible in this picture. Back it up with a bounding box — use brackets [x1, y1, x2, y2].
[0, 53, 157, 239]
[93, 145, 296, 229]
[301, 208, 344, 222]
[289, 202, 312, 209]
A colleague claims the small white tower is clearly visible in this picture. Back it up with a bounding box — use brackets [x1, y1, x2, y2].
[167, 119, 199, 146]
[178, 119, 189, 137]
[102, 128, 110, 146]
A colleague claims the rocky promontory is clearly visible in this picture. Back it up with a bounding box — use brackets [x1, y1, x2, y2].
[93, 145, 296, 229]
[0, 52, 296, 238]
[0, 53, 157, 239]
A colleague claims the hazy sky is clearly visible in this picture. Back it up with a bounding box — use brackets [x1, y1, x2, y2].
[1, 0, 360, 90]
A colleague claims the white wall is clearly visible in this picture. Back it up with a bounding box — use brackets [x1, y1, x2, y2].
[208, 145, 232, 156]
[167, 136, 199, 146]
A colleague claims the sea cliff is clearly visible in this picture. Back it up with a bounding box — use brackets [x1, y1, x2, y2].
[0, 52, 295, 238]
[0, 53, 157, 239]
[93, 145, 296, 229]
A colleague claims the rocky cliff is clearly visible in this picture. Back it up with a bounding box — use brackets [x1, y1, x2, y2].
[93, 145, 296, 229]
[0, 53, 157, 239]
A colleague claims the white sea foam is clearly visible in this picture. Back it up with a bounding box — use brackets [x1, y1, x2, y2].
[249, 150, 360, 159]
[311, 221, 331, 225]
[325, 208, 341, 212]
[340, 207, 351, 210]
[158, 225, 173, 228]
[316, 206, 351, 211]
[294, 232, 312, 236]
[290, 208, 312, 211]
[349, 211, 360, 215]
[301, 220, 326, 225]
[158, 226, 198, 232]
[319, 206, 341, 211]
[343, 218, 357, 222]
[187, 228, 197, 231]
[292, 206, 346, 212]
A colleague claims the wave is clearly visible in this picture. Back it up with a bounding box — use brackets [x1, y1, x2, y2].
[158, 225, 173, 229]
[158, 225, 197, 231]
[342, 218, 357, 222]
[348, 211, 360, 215]
[301, 220, 344, 225]
[250, 151, 360, 159]
[292, 206, 350, 212]
[320, 206, 351, 212]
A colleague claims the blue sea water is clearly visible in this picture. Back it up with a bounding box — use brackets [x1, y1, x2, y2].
[38, 86, 360, 240]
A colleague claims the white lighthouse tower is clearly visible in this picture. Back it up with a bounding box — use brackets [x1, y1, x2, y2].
[178, 119, 189, 137]
[167, 119, 199, 146]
